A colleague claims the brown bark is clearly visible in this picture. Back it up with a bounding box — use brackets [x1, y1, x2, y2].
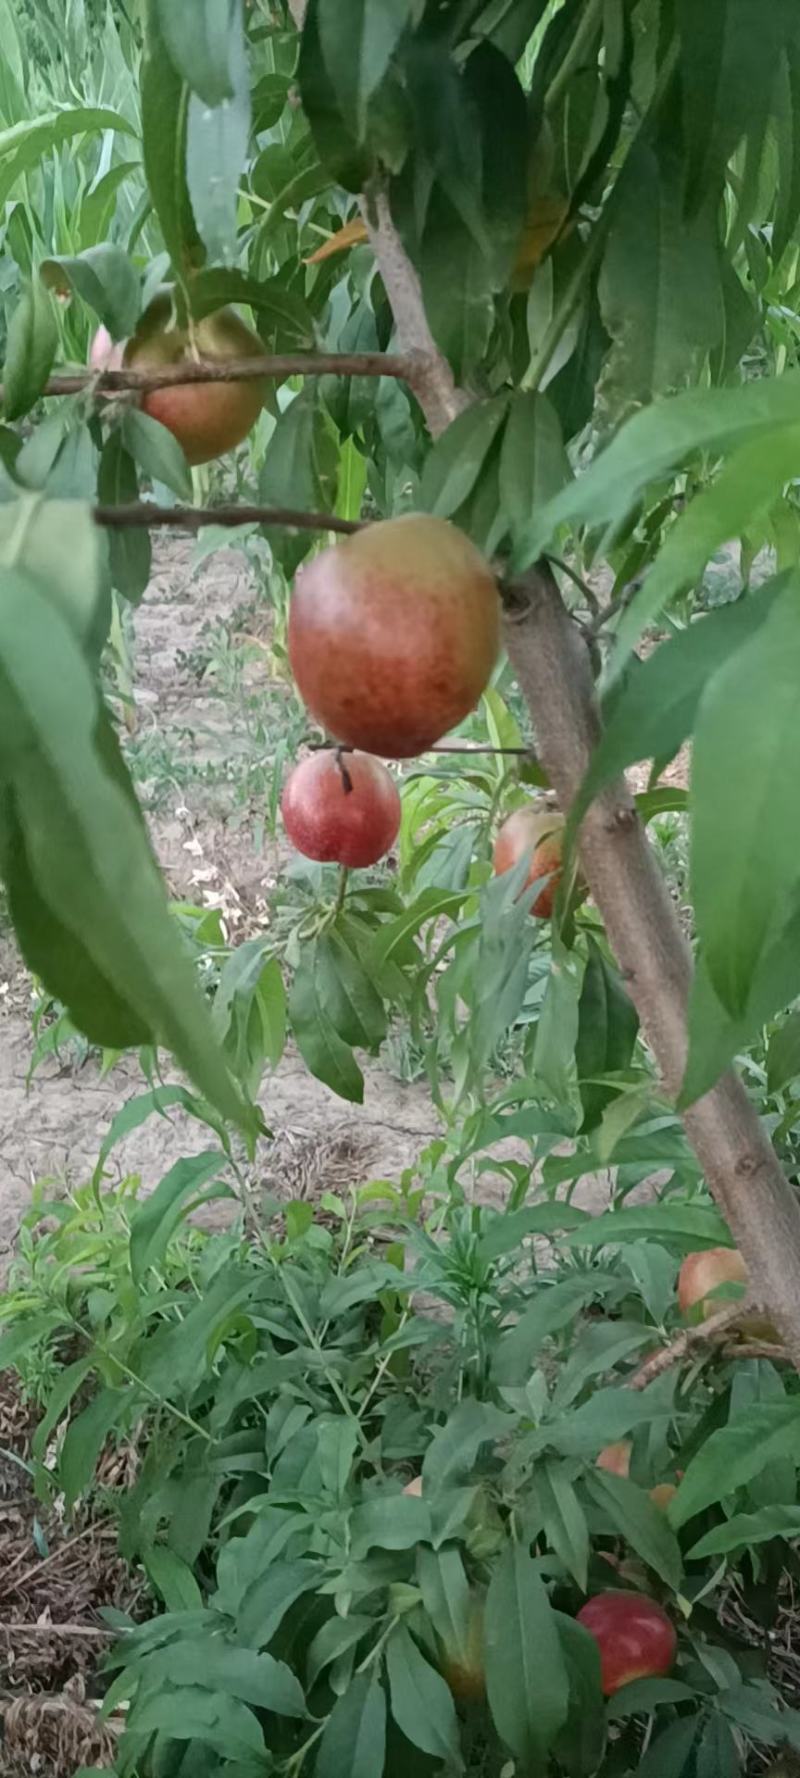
[360, 189, 472, 438]
[93, 502, 361, 535]
[4, 351, 417, 406]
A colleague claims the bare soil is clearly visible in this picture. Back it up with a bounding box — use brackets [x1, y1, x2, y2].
[0, 538, 452, 1269]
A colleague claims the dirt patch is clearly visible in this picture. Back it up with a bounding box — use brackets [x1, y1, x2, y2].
[0, 533, 449, 1258]
[0, 1374, 133, 1775]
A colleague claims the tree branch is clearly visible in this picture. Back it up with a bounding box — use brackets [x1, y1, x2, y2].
[93, 502, 362, 535]
[628, 1301, 759, 1389]
[503, 566, 800, 1367]
[8, 350, 418, 405]
[360, 187, 470, 438]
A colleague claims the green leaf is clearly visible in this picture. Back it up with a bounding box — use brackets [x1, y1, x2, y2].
[477, 1202, 590, 1263]
[553, 1320, 652, 1406]
[417, 1546, 474, 1670]
[0, 790, 150, 1050]
[492, 1275, 612, 1387]
[0, 575, 245, 1125]
[767, 1010, 800, 1095]
[141, 0, 204, 285]
[132, 1686, 266, 1760]
[155, 0, 237, 106]
[368, 889, 466, 974]
[563, 1202, 730, 1251]
[121, 410, 192, 502]
[97, 432, 151, 603]
[670, 1401, 800, 1528]
[575, 938, 639, 1132]
[214, 940, 286, 1091]
[599, 141, 722, 406]
[238, 1559, 323, 1648]
[60, 1387, 128, 1508]
[0, 497, 108, 657]
[583, 1470, 683, 1590]
[533, 957, 581, 1106]
[773, 39, 800, 261]
[677, 0, 788, 215]
[130, 1151, 227, 1285]
[145, 1546, 204, 1611]
[186, 2, 250, 264]
[320, 1262, 406, 1320]
[695, 1714, 741, 1778]
[461, 866, 538, 1091]
[188, 266, 313, 350]
[606, 1678, 697, 1719]
[463, 38, 528, 290]
[517, 371, 800, 571]
[289, 944, 364, 1103]
[385, 1623, 461, 1765]
[423, 1398, 513, 1490]
[688, 1504, 800, 1561]
[307, 1616, 376, 1689]
[298, 0, 371, 192]
[553, 1613, 606, 1777]
[634, 1717, 701, 1777]
[316, 930, 387, 1051]
[718, 1683, 800, 1750]
[691, 574, 800, 1016]
[421, 395, 510, 520]
[499, 391, 571, 547]
[40, 245, 140, 341]
[156, 1637, 306, 1716]
[0, 1312, 66, 1373]
[577, 579, 785, 822]
[318, 0, 411, 138]
[612, 425, 800, 671]
[316, 1674, 386, 1778]
[31, 1357, 94, 1462]
[536, 1458, 591, 1592]
[3, 275, 57, 421]
[535, 1385, 672, 1460]
[418, 188, 494, 381]
[485, 1541, 569, 1768]
[259, 389, 334, 573]
[684, 906, 800, 1105]
[0, 108, 137, 210]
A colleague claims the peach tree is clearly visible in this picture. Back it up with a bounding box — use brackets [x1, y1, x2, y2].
[3, 2, 800, 1770]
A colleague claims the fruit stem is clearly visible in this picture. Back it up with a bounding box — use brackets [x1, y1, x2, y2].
[335, 748, 354, 794]
[333, 864, 349, 919]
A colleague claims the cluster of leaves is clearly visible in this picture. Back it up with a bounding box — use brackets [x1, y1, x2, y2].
[6, 1136, 800, 1776]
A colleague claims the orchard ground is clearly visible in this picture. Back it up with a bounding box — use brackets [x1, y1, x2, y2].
[0, 534, 661, 1270]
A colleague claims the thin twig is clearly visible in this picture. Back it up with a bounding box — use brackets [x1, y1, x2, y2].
[628, 1301, 760, 1390]
[0, 1523, 101, 1600]
[546, 553, 602, 618]
[428, 743, 535, 756]
[722, 1341, 790, 1362]
[4, 351, 419, 405]
[92, 502, 362, 535]
[0, 1620, 117, 1639]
